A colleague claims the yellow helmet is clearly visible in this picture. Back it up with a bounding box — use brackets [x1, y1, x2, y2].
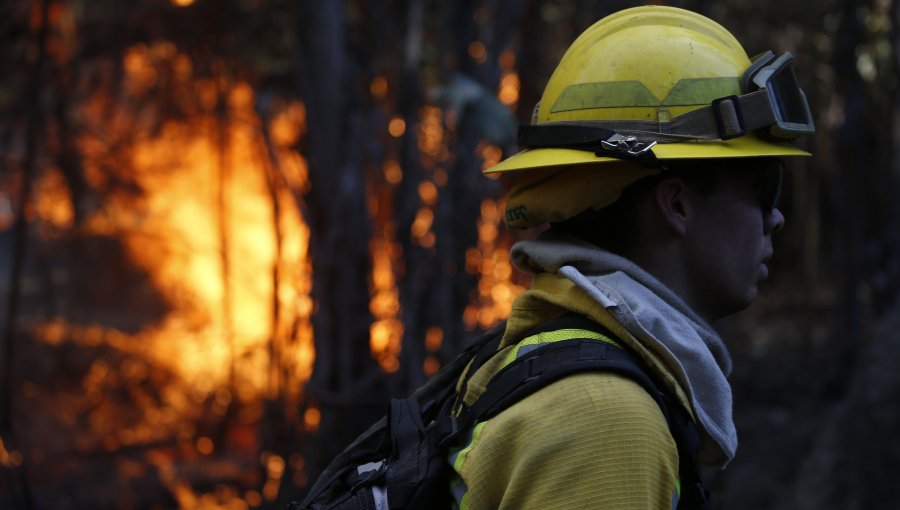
[488, 5, 814, 175]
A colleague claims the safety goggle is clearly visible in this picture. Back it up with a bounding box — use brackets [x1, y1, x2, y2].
[739, 51, 815, 141]
[662, 158, 784, 213]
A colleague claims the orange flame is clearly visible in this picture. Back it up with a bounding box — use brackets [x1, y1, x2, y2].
[498, 49, 520, 108]
[369, 237, 404, 373]
[17, 30, 531, 507]
[25, 42, 316, 508]
[498, 72, 520, 106]
[32, 167, 75, 232]
[0, 437, 23, 468]
[464, 198, 526, 330]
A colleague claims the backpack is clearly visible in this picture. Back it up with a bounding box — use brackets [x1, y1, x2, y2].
[291, 314, 712, 510]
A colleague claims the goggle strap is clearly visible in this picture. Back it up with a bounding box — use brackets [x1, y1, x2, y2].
[665, 90, 777, 140]
[518, 89, 786, 158]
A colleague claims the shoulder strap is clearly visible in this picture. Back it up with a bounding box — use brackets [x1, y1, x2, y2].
[453, 314, 712, 510]
[460, 338, 658, 427]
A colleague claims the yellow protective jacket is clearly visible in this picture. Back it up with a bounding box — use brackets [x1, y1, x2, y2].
[448, 272, 698, 510]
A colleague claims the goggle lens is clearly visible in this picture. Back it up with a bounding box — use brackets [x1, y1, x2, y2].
[742, 52, 815, 140]
[767, 63, 808, 124]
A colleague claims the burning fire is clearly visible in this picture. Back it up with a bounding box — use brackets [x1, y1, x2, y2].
[11, 23, 527, 508]
[369, 236, 404, 373]
[463, 197, 526, 331]
[63, 80, 316, 400]
[498, 50, 520, 107]
[463, 50, 526, 331]
[20, 40, 316, 506]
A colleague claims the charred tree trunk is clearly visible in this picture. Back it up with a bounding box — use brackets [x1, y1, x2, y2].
[392, 0, 430, 393]
[832, 0, 868, 352]
[50, 63, 91, 228]
[294, 0, 384, 490]
[259, 123, 285, 403]
[256, 111, 292, 509]
[213, 72, 239, 449]
[433, 0, 519, 359]
[516, 0, 550, 125]
[388, 0, 523, 391]
[1, 2, 48, 507]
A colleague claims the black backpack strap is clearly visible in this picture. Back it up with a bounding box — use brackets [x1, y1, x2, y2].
[433, 314, 616, 446]
[447, 325, 505, 415]
[383, 397, 428, 506]
[453, 314, 712, 510]
[668, 409, 713, 509]
[298, 322, 507, 510]
[455, 338, 661, 432]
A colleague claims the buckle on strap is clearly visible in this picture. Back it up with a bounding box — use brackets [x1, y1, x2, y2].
[711, 95, 746, 140]
[517, 123, 659, 166]
[598, 134, 658, 164]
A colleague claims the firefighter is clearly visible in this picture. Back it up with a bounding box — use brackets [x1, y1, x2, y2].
[448, 6, 814, 509]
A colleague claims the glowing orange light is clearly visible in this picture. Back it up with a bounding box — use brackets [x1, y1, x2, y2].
[498, 71, 520, 106]
[417, 106, 445, 159]
[228, 82, 254, 110]
[478, 309, 497, 329]
[468, 41, 488, 63]
[463, 305, 479, 330]
[75, 74, 316, 402]
[420, 232, 436, 248]
[245, 491, 263, 506]
[46, 59, 320, 510]
[270, 100, 307, 148]
[369, 235, 404, 371]
[388, 116, 406, 137]
[382, 357, 400, 373]
[425, 327, 443, 352]
[384, 159, 403, 184]
[418, 181, 438, 206]
[171, 0, 195, 6]
[262, 454, 284, 501]
[423, 356, 440, 377]
[123, 44, 158, 96]
[33, 168, 74, 230]
[370, 75, 389, 99]
[267, 454, 286, 478]
[304, 407, 321, 431]
[196, 437, 214, 455]
[492, 283, 512, 303]
[0, 438, 22, 467]
[480, 143, 503, 170]
[370, 325, 388, 352]
[370, 296, 399, 323]
[411, 208, 434, 239]
[173, 53, 193, 80]
[263, 480, 280, 502]
[463, 198, 527, 331]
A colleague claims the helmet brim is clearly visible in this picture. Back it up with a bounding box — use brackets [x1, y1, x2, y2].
[485, 135, 811, 174]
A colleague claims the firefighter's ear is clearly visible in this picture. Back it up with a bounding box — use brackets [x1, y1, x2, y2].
[651, 177, 689, 237]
